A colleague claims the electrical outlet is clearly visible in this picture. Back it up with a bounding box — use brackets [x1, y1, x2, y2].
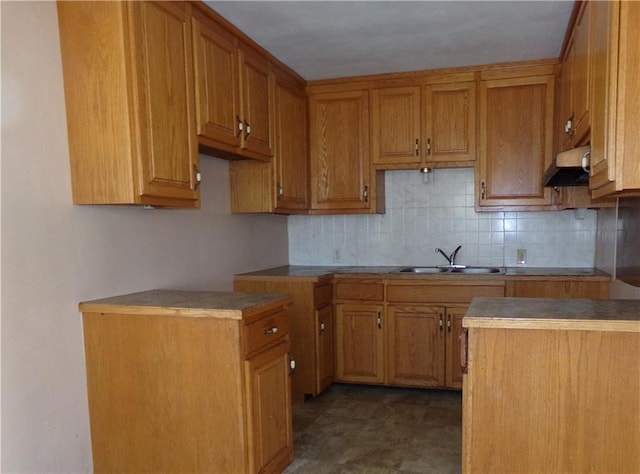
[332, 248, 341, 263]
[517, 249, 527, 265]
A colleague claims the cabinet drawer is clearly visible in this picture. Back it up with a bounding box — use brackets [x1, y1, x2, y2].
[335, 280, 384, 302]
[243, 310, 289, 357]
[314, 284, 333, 307]
[387, 283, 504, 303]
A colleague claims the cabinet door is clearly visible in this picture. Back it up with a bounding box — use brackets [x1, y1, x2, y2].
[274, 79, 309, 211]
[192, 15, 241, 149]
[245, 341, 293, 473]
[309, 90, 372, 211]
[445, 306, 466, 389]
[478, 74, 556, 209]
[424, 81, 476, 164]
[129, 2, 199, 202]
[371, 86, 421, 166]
[335, 304, 385, 383]
[388, 305, 445, 387]
[239, 46, 273, 160]
[571, 2, 591, 145]
[316, 304, 335, 393]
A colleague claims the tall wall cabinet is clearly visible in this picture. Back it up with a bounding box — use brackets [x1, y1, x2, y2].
[57, 1, 200, 208]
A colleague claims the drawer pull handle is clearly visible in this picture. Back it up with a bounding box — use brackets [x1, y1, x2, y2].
[264, 327, 279, 335]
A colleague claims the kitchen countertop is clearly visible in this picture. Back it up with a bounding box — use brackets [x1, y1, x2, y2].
[235, 265, 610, 280]
[464, 297, 640, 332]
[79, 289, 292, 320]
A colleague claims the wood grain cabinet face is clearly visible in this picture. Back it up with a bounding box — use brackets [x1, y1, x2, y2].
[316, 304, 335, 393]
[371, 81, 476, 169]
[80, 300, 293, 474]
[229, 75, 308, 214]
[309, 90, 380, 213]
[559, 2, 591, 151]
[335, 303, 385, 384]
[477, 73, 557, 210]
[192, 10, 273, 162]
[57, 1, 199, 207]
[589, 1, 640, 198]
[463, 326, 640, 473]
[387, 305, 445, 387]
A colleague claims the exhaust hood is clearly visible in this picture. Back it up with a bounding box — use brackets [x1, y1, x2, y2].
[543, 145, 590, 187]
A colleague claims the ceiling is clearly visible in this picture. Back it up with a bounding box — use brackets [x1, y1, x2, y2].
[206, 1, 574, 81]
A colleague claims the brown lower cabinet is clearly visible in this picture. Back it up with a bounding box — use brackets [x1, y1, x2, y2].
[334, 278, 505, 389]
[463, 303, 639, 473]
[79, 290, 293, 474]
[234, 276, 335, 401]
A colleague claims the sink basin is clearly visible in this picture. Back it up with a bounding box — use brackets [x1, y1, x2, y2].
[450, 267, 503, 274]
[396, 266, 449, 274]
[395, 266, 503, 274]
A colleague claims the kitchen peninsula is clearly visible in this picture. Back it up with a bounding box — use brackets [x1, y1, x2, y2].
[79, 290, 294, 474]
[462, 297, 640, 473]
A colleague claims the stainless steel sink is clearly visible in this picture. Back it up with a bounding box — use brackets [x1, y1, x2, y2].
[396, 266, 449, 274]
[395, 266, 503, 274]
[450, 267, 503, 274]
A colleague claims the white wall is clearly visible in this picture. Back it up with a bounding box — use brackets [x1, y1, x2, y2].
[1, 3, 288, 472]
[290, 168, 597, 267]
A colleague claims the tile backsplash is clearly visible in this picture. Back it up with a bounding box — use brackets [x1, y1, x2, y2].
[289, 168, 597, 267]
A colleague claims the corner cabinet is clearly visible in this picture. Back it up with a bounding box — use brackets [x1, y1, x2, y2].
[230, 71, 309, 214]
[308, 89, 384, 214]
[234, 275, 334, 401]
[79, 290, 294, 474]
[192, 5, 273, 162]
[589, 1, 640, 198]
[57, 2, 200, 208]
[477, 66, 558, 211]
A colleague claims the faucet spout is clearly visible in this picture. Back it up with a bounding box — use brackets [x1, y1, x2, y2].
[435, 245, 462, 266]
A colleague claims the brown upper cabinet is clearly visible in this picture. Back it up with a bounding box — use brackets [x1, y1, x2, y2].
[371, 77, 476, 169]
[57, 1, 200, 208]
[308, 88, 385, 214]
[559, 1, 591, 151]
[192, 6, 273, 162]
[230, 70, 309, 213]
[477, 65, 558, 210]
[589, 1, 640, 198]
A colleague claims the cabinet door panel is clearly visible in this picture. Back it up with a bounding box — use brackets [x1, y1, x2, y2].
[192, 17, 240, 148]
[478, 74, 555, 209]
[372, 86, 421, 166]
[388, 305, 445, 387]
[445, 307, 466, 389]
[131, 2, 199, 201]
[240, 48, 273, 159]
[275, 80, 308, 210]
[336, 304, 384, 383]
[424, 82, 476, 163]
[316, 305, 335, 393]
[309, 90, 371, 210]
[245, 341, 292, 473]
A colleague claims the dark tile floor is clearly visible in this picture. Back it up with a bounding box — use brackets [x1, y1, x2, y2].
[284, 383, 462, 474]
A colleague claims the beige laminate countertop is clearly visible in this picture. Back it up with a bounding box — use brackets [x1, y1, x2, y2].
[235, 265, 610, 280]
[464, 297, 640, 332]
[79, 289, 292, 320]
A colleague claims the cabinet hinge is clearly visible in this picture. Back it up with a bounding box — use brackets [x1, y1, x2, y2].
[415, 138, 420, 156]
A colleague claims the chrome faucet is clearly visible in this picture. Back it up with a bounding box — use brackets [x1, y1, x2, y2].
[435, 245, 462, 267]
